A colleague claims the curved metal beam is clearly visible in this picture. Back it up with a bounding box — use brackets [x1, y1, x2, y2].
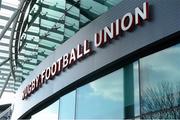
[0, 0, 27, 41]
[15, 0, 32, 66]
[9, 0, 28, 92]
[0, 0, 26, 98]
[9, 14, 19, 88]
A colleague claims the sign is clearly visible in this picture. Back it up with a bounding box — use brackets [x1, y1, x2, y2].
[22, 1, 149, 100]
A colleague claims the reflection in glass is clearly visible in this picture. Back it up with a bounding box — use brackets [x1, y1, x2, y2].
[59, 90, 76, 120]
[31, 100, 59, 120]
[76, 69, 124, 119]
[134, 62, 140, 117]
[140, 44, 180, 119]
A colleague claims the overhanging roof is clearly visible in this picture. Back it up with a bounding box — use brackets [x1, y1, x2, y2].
[0, 0, 123, 98]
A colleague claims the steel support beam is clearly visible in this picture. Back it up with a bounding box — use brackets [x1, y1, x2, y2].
[1, 4, 17, 11]
[0, 72, 11, 98]
[0, 58, 9, 67]
[0, 0, 1, 10]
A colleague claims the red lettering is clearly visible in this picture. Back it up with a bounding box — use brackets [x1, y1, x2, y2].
[94, 30, 104, 47]
[63, 53, 70, 69]
[69, 48, 77, 65]
[84, 40, 92, 55]
[45, 67, 51, 82]
[77, 44, 83, 59]
[57, 57, 63, 74]
[50, 62, 58, 79]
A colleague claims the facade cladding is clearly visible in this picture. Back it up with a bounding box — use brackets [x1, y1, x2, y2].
[7, 0, 180, 119]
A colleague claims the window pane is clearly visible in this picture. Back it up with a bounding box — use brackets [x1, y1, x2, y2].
[59, 90, 76, 120]
[31, 100, 59, 120]
[140, 44, 180, 119]
[76, 69, 124, 119]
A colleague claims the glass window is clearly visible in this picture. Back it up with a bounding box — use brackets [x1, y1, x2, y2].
[140, 44, 180, 119]
[59, 90, 76, 120]
[31, 100, 59, 120]
[76, 69, 124, 119]
[80, 0, 108, 15]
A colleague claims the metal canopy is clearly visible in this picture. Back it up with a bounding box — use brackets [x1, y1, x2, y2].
[0, 0, 21, 96]
[0, 0, 123, 98]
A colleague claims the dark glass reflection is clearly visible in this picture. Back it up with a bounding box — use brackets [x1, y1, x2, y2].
[140, 44, 180, 119]
[59, 90, 76, 120]
[76, 69, 124, 119]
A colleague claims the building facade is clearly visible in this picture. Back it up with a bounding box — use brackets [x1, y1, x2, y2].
[10, 0, 180, 119]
